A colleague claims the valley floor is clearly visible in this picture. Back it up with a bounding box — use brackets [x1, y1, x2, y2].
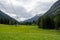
[0, 24, 60, 40]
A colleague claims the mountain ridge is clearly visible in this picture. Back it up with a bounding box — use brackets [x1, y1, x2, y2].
[23, 14, 42, 22]
[44, 0, 60, 17]
[0, 10, 19, 24]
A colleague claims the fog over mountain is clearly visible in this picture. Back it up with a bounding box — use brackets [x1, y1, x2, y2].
[0, 0, 58, 21]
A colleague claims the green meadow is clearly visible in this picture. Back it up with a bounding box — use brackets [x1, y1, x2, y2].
[0, 24, 60, 40]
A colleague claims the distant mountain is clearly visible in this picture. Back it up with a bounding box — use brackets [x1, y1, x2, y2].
[0, 10, 19, 24]
[44, 0, 60, 17]
[23, 14, 42, 22]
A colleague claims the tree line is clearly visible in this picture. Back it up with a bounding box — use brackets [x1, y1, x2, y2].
[0, 17, 19, 25]
[37, 14, 60, 30]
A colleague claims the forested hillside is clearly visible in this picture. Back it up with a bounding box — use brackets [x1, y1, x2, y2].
[0, 10, 19, 25]
[38, 0, 60, 30]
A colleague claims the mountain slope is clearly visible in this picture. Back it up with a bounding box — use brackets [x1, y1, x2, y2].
[23, 14, 42, 22]
[44, 0, 60, 17]
[0, 10, 19, 24]
[37, 0, 60, 29]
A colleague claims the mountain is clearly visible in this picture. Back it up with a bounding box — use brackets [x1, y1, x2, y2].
[37, 0, 60, 29]
[0, 10, 19, 24]
[44, 0, 60, 17]
[23, 14, 42, 22]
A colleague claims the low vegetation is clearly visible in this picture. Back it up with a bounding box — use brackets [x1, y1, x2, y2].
[0, 24, 60, 40]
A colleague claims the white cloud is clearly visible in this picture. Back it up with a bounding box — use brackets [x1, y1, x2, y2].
[0, 0, 58, 11]
[10, 0, 40, 11]
[17, 18, 27, 21]
[8, 13, 16, 17]
[1, 10, 17, 17]
[29, 0, 58, 16]
[0, 0, 58, 21]
[39, 0, 57, 2]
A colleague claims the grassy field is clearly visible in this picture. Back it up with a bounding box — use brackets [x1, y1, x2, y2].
[0, 24, 60, 40]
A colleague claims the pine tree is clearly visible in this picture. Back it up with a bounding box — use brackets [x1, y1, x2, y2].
[54, 14, 60, 30]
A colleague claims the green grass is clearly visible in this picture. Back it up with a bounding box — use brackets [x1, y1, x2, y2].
[0, 24, 60, 40]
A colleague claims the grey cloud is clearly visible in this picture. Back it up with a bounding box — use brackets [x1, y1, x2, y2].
[14, 6, 33, 18]
[0, 0, 15, 13]
[0, 0, 32, 18]
[29, 2, 56, 15]
[0, 0, 58, 21]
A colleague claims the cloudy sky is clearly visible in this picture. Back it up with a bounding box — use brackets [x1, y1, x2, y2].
[0, 0, 58, 21]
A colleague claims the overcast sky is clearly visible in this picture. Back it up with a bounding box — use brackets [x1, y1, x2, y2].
[0, 0, 58, 21]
